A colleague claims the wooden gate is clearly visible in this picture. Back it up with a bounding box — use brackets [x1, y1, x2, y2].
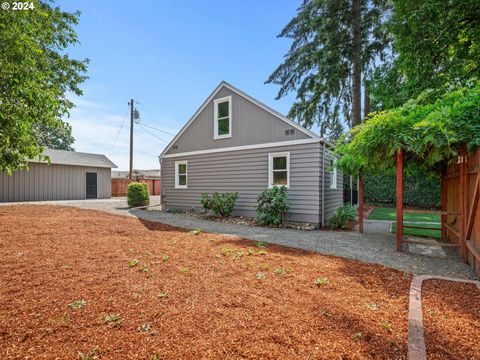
[443, 147, 480, 275]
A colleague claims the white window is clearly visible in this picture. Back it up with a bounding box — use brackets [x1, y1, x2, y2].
[175, 161, 187, 189]
[213, 96, 232, 139]
[268, 152, 290, 188]
[330, 158, 337, 189]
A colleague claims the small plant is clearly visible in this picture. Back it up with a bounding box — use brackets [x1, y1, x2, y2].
[129, 259, 139, 267]
[258, 250, 267, 255]
[256, 272, 266, 280]
[62, 264, 72, 270]
[321, 310, 331, 318]
[255, 241, 266, 248]
[138, 323, 151, 333]
[200, 192, 238, 217]
[69, 299, 87, 309]
[78, 350, 98, 360]
[150, 353, 162, 360]
[180, 266, 190, 273]
[127, 182, 150, 207]
[353, 332, 362, 341]
[367, 303, 380, 311]
[105, 314, 124, 327]
[157, 291, 170, 299]
[220, 246, 234, 256]
[190, 228, 202, 235]
[328, 204, 358, 229]
[246, 249, 254, 256]
[383, 321, 392, 333]
[162, 254, 170, 262]
[314, 277, 329, 287]
[274, 267, 288, 276]
[256, 186, 291, 225]
[139, 263, 149, 272]
[232, 250, 245, 260]
[50, 314, 71, 325]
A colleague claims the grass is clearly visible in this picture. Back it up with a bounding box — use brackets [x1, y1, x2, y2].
[368, 207, 441, 222]
[391, 221, 441, 239]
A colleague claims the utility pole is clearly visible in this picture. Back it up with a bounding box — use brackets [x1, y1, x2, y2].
[129, 99, 134, 180]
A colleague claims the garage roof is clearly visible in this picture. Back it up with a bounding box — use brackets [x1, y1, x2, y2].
[31, 149, 117, 168]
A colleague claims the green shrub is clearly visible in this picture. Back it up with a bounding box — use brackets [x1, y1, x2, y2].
[256, 186, 291, 225]
[200, 192, 238, 217]
[127, 182, 150, 207]
[329, 204, 357, 229]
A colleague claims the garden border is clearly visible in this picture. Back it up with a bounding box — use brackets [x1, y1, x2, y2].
[407, 275, 480, 360]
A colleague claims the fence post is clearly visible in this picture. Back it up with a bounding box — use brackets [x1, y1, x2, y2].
[441, 169, 447, 240]
[459, 145, 467, 260]
[358, 175, 364, 234]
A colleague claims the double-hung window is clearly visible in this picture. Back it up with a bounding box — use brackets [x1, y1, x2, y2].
[213, 96, 232, 139]
[175, 161, 187, 189]
[330, 158, 337, 189]
[268, 152, 290, 188]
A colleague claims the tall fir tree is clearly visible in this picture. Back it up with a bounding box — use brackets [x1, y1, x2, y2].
[266, 0, 389, 139]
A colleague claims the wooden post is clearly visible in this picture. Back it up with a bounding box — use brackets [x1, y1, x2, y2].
[129, 99, 134, 180]
[441, 169, 447, 240]
[359, 175, 364, 233]
[459, 146, 467, 260]
[396, 150, 403, 252]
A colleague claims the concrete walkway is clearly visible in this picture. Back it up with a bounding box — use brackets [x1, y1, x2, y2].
[2, 198, 476, 279]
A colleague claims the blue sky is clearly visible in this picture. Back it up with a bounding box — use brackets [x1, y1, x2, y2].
[59, 0, 303, 170]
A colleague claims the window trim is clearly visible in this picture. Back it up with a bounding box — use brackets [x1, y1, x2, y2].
[268, 152, 290, 189]
[330, 158, 337, 189]
[213, 96, 232, 140]
[175, 160, 188, 189]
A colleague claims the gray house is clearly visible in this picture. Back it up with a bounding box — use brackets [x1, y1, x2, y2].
[0, 149, 116, 202]
[160, 82, 343, 226]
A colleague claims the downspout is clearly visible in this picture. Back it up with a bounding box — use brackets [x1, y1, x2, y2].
[321, 142, 325, 227]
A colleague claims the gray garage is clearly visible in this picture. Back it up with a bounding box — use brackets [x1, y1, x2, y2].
[0, 149, 117, 202]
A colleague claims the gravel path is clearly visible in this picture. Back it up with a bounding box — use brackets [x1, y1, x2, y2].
[2, 198, 476, 279]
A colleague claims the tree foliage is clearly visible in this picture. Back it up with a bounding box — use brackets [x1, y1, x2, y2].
[336, 82, 480, 175]
[369, 0, 480, 110]
[0, 0, 88, 175]
[266, 0, 389, 140]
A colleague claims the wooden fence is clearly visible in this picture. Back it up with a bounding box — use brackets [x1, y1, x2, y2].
[111, 178, 161, 197]
[443, 147, 480, 275]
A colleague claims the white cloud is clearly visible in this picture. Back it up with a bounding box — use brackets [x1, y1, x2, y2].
[66, 97, 179, 170]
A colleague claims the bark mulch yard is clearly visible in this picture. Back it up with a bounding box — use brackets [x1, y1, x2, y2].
[422, 279, 480, 359]
[0, 205, 461, 359]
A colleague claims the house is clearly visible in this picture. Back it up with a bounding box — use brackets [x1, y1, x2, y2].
[0, 149, 116, 202]
[160, 82, 343, 226]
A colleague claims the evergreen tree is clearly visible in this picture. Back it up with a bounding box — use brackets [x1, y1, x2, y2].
[266, 0, 389, 140]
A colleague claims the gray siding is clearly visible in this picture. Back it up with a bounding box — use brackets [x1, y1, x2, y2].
[0, 162, 111, 202]
[163, 142, 322, 224]
[165, 87, 310, 155]
[322, 147, 344, 221]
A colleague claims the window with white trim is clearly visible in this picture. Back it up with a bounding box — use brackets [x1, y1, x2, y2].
[330, 158, 337, 189]
[213, 96, 232, 139]
[268, 152, 290, 188]
[175, 161, 187, 189]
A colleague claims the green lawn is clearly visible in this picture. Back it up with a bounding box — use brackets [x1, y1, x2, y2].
[390, 221, 441, 239]
[368, 207, 441, 222]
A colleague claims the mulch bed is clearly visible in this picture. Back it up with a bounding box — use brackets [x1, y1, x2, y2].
[0, 205, 416, 359]
[422, 279, 480, 359]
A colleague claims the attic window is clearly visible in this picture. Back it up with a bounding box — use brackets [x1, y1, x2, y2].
[285, 129, 295, 136]
[213, 96, 232, 140]
[172, 145, 178, 150]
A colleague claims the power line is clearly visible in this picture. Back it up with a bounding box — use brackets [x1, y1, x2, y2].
[137, 123, 170, 144]
[138, 122, 176, 136]
[109, 106, 129, 155]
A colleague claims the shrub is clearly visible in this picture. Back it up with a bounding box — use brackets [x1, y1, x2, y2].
[127, 182, 150, 207]
[200, 192, 238, 217]
[329, 204, 357, 229]
[256, 186, 290, 225]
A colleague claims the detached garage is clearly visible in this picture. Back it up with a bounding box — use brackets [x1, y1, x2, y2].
[0, 149, 117, 202]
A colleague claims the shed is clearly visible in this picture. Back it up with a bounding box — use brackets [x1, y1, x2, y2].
[0, 149, 117, 202]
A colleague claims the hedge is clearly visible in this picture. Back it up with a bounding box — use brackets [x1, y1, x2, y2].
[361, 173, 441, 208]
[127, 182, 150, 207]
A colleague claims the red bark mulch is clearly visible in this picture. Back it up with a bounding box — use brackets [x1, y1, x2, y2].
[0, 205, 450, 359]
[422, 279, 480, 360]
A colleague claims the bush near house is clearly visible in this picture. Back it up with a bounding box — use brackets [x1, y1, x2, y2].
[200, 192, 238, 217]
[329, 204, 358, 229]
[127, 182, 150, 207]
[256, 186, 291, 225]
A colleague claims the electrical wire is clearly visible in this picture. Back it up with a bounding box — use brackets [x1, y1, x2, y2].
[137, 123, 170, 144]
[109, 107, 129, 155]
[137, 122, 176, 136]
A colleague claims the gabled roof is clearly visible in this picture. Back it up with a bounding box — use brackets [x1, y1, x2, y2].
[161, 81, 327, 156]
[31, 149, 117, 168]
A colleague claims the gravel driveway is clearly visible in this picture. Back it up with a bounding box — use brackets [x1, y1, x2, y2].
[2, 198, 476, 279]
